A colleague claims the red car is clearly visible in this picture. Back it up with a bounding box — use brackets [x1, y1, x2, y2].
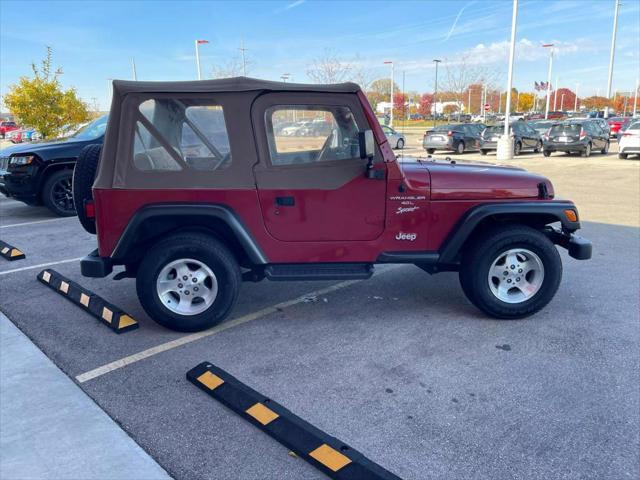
[607, 117, 625, 138]
[74, 78, 591, 332]
[0, 121, 19, 139]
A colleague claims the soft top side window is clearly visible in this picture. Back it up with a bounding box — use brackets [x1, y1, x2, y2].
[134, 99, 232, 172]
[265, 105, 360, 166]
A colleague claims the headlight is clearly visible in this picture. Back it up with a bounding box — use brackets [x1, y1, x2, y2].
[9, 155, 34, 165]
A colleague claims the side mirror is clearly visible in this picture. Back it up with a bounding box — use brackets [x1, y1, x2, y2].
[358, 129, 375, 160]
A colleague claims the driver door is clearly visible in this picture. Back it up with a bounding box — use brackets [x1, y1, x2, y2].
[251, 93, 386, 242]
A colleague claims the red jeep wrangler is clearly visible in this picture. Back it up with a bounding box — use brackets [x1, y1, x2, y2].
[74, 78, 591, 332]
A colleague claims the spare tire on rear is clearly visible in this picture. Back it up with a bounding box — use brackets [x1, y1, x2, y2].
[73, 144, 102, 234]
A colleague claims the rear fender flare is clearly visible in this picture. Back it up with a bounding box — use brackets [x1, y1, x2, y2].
[110, 204, 268, 265]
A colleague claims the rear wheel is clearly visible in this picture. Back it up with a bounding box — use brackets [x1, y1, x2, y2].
[581, 142, 592, 157]
[534, 140, 542, 153]
[42, 170, 76, 216]
[459, 225, 562, 319]
[480, 149, 488, 155]
[543, 150, 551, 157]
[136, 233, 241, 332]
[456, 141, 465, 154]
[601, 141, 609, 154]
[618, 152, 628, 159]
[396, 138, 405, 149]
[426, 148, 435, 154]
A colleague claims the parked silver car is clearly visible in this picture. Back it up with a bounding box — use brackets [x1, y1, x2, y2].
[381, 125, 406, 149]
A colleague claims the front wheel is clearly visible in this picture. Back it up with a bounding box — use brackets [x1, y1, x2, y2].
[396, 138, 405, 149]
[543, 150, 551, 157]
[480, 149, 488, 156]
[618, 152, 628, 159]
[581, 142, 592, 157]
[136, 233, 241, 332]
[42, 170, 76, 216]
[601, 141, 609, 154]
[514, 141, 522, 156]
[426, 148, 435, 154]
[459, 225, 562, 319]
[455, 141, 465, 154]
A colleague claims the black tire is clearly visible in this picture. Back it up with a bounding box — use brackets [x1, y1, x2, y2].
[480, 149, 488, 156]
[543, 150, 551, 157]
[459, 225, 562, 319]
[73, 144, 102, 234]
[534, 140, 542, 153]
[136, 233, 241, 332]
[618, 152, 628, 159]
[42, 170, 76, 216]
[581, 142, 592, 158]
[455, 141, 465, 154]
[426, 148, 435, 154]
[601, 141, 609, 154]
[396, 138, 405, 149]
[514, 141, 522, 156]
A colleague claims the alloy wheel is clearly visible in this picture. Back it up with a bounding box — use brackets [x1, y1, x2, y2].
[51, 176, 74, 214]
[488, 248, 545, 304]
[156, 258, 218, 315]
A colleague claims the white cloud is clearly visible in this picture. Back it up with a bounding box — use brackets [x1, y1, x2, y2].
[284, 0, 305, 10]
[463, 38, 586, 65]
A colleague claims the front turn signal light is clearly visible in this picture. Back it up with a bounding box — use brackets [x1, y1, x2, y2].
[564, 209, 578, 222]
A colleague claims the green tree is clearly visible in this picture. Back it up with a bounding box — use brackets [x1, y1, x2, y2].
[4, 47, 90, 139]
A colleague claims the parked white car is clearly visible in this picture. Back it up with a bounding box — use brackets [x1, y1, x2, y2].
[381, 125, 405, 149]
[618, 119, 640, 159]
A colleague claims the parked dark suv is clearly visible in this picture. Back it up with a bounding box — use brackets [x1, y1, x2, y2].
[480, 122, 542, 155]
[542, 120, 609, 157]
[423, 123, 480, 154]
[0, 115, 107, 216]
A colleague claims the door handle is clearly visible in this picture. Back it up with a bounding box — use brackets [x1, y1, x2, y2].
[275, 196, 295, 206]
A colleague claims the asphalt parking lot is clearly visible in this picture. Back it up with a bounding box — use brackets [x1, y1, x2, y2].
[0, 143, 638, 479]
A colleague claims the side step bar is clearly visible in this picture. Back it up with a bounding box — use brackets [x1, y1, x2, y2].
[264, 263, 374, 281]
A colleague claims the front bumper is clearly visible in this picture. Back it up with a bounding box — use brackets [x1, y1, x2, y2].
[81, 249, 113, 277]
[546, 227, 592, 260]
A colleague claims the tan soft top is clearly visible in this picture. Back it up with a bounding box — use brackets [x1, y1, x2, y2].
[112, 77, 360, 95]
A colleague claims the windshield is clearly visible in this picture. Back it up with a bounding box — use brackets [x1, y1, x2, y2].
[72, 115, 108, 140]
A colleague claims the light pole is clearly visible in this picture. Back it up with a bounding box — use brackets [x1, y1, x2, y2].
[634, 78, 639, 117]
[467, 87, 472, 114]
[432, 59, 441, 127]
[497, 0, 519, 162]
[383, 61, 394, 127]
[131, 57, 137, 80]
[605, 0, 620, 119]
[482, 83, 487, 122]
[575, 83, 579, 111]
[239, 39, 248, 76]
[195, 39, 209, 80]
[553, 76, 559, 110]
[560, 93, 565, 111]
[543, 43, 554, 119]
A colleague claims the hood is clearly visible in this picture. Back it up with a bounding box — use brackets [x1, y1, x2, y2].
[400, 157, 552, 200]
[0, 137, 95, 159]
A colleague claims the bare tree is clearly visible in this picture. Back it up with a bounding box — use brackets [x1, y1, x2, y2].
[306, 49, 353, 84]
[441, 54, 501, 107]
[211, 54, 253, 79]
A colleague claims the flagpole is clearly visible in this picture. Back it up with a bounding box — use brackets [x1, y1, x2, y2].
[195, 40, 202, 80]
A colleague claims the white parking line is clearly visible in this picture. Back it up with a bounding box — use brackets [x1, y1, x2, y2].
[1, 217, 76, 229]
[0, 257, 84, 276]
[75, 279, 366, 384]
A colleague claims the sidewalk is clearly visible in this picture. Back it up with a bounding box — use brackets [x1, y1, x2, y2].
[0, 312, 172, 480]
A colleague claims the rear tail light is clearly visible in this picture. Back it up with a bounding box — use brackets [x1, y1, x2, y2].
[84, 200, 95, 219]
[579, 129, 586, 139]
[447, 130, 453, 136]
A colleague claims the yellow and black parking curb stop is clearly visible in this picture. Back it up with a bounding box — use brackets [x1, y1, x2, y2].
[0, 240, 25, 261]
[187, 362, 402, 480]
[37, 269, 138, 333]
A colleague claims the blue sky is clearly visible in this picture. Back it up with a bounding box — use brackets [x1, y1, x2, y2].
[1, 0, 639, 110]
